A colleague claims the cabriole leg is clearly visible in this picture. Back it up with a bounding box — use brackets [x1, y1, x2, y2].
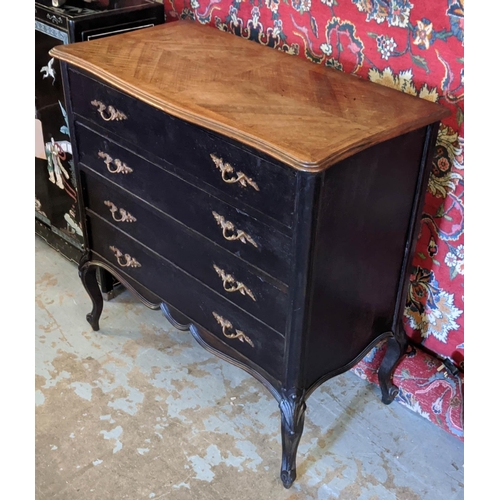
[378, 324, 409, 405]
[78, 259, 103, 331]
[279, 389, 306, 489]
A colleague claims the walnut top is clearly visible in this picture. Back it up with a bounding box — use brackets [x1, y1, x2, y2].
[50, 21, 450, 171]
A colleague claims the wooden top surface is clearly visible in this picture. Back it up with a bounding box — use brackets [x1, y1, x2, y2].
[50, 21, 450, 172]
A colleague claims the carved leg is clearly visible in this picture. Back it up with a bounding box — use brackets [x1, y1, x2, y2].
[78, 260, 103, 331]
[378, 325, 409, 405]
[279, 389, 306, 489]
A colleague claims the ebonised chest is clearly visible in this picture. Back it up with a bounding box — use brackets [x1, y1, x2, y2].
[50, 21, 450, 488]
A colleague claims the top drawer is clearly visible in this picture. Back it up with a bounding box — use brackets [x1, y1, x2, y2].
[68, 69, 296, 228]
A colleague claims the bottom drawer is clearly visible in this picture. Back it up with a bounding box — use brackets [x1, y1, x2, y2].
[88, 215, 284, 381]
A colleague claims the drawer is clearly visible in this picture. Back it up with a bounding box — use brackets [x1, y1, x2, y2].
[82, 170, 289, 333]
[76, 123, 293, 284]
[88, 215, 284, 381]
[68, 69, 296, 227]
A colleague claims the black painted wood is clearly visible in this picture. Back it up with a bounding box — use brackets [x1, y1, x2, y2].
[279, 387, 306, 489]
[88, 214, 285, 381]
[58, 58, 443, 488]
[273, 171, 322, 486]
[78, 252, 102, 331]
[68, 69, 296, 228]
[378, 124, 440, 404]
[82, 169, 289, 332]
[76, 123, 293, 283]
[303, 127, 429, 391]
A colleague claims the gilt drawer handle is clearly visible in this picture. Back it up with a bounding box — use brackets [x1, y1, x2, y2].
[109, 246, 141, 268]
[212, 211, 258, 248]
[213, 264, 256, 301]
[104, 201, 137, 223]
[91, 99, 128, 122]
[212, 312, 254, 347]
[210, 154, 260, 191]
[98, 151, 134, 174]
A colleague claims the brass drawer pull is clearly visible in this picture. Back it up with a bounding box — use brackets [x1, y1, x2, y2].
[212, 312, 254, 347]
[109, 246, 141, 268]
[210, 154, 260, 191]
[98, 151, 133, 174]
[213, 264, 256, 301]
[91, 99, 128, 122]
[104, 201, 137, 223]
[212, 211, 258, 248]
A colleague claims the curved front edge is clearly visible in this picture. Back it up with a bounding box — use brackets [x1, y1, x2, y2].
[160, 303, 287, 486]
[191, 317, 305, 489]
[160, 302, 191, 331]
[184, 318, 282, 402]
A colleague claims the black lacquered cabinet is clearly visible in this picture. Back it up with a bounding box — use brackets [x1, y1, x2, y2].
[51, 22, 450, 488]
[35, 0, 164, 265]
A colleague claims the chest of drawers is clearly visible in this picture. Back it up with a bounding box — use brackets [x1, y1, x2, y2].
[50, 21, 450, 488]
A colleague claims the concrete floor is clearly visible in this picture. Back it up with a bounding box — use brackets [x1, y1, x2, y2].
[35, 236, 464, 500]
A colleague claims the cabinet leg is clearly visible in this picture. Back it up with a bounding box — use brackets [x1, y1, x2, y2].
[378, 325, 409, 405]
[78, 259, 103, 332]
[279, 389, 306, 489]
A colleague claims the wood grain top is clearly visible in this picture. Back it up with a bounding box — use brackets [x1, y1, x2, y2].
[50, 21, 450, 172]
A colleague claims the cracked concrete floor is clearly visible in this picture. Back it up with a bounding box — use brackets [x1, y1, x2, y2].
[35, 236, 464, 500]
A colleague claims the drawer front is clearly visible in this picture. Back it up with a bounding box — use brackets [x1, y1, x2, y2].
[83, 170, 289, 333]
[88, 215, 284, 381]
[68, 69, 295, 227]
[76, 123, 293, 284]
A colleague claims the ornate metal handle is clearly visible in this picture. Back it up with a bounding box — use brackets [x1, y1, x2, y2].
[104, 201, 137, 223]
[212, 211, 258, 248]
[98, 151, 133, 174]
[210, 154, 260, 191]
[109, 246, 141, 268]
[91, 100, 128, 122]
[213, 264, 256, 301]
[212, 312, 254, 347]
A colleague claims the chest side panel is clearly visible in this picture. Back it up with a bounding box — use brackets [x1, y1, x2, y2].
[304, 127, 429, 390]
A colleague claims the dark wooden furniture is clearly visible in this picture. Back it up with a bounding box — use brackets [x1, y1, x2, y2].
[51, 21, 450, 488]
[35, 0, 164, 287]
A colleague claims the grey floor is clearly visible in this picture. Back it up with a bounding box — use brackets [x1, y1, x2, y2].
[35, 236, 464, 500]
